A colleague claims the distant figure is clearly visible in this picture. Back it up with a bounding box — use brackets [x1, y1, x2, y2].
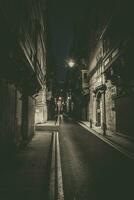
[59, 114, 63, 121]
[54, 114, 58, 125]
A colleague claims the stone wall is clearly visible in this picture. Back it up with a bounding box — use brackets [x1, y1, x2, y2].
[35, 88, 47, 124]
[105, 81, 116, 133]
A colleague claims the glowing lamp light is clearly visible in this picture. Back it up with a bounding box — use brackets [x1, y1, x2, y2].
[58, 97, 62, 100]
[68, 60, 75, 68]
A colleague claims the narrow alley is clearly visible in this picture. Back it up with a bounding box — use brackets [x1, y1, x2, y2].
[0, 0, 134, 200]
[0, 119, 134, 200]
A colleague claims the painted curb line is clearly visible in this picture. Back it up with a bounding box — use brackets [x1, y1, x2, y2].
[56, 132, 64, 200]
[49, 132, 56, 200]
[49, 131, 64, 200]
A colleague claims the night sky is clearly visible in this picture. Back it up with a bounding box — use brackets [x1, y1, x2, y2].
[47, 0, 118, 84]
[47, 0, 91, 82]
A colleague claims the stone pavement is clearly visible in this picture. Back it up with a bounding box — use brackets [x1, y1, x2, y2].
[79, 121, 134, 160]
[0, 131, 52, 200]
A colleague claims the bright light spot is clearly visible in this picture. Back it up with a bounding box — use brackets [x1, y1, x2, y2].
[59, 97, 62, 100]
[68, 60, 75, 68]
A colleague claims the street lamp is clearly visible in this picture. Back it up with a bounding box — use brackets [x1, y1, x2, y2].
[68, 59, 75, 68]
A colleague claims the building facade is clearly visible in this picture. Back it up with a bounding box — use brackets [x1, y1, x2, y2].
[88, 2, 134, 138]
[0, 0, 47, 161]
[64, 59, 89, 120]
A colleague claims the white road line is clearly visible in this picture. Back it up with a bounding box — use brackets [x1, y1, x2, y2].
[49, 132, 56, 200]
[56, 131, 64, 200]
[79, 122, 134, 161]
